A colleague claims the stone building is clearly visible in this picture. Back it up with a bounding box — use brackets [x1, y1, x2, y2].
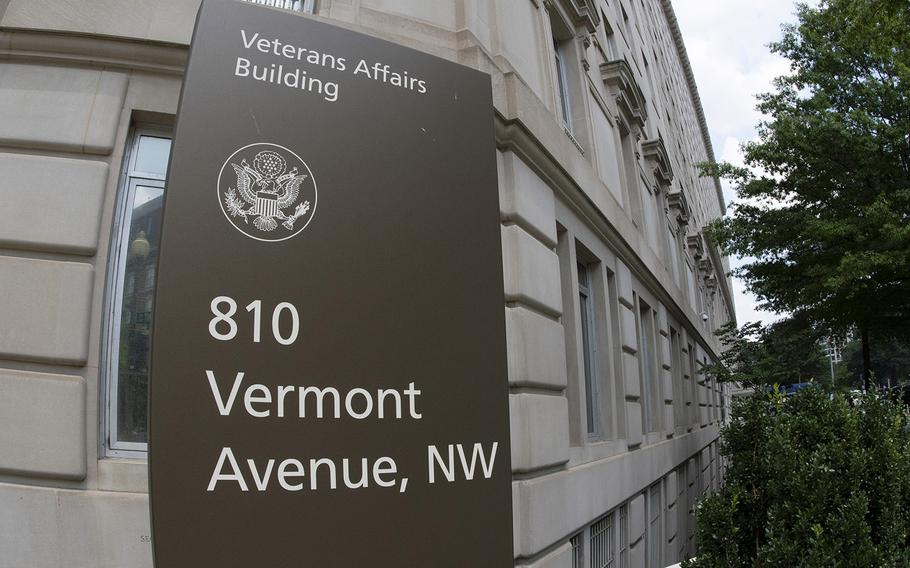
[0, 0, 734, 566]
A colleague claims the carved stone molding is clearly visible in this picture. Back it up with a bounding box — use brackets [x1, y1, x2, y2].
[699, 256, 715, 280]
[641, 137, 673, 188]
[600, 59, 648, 130]
[687, 232, 704, 260]
[552, 0, 602, 33]
[667, 189, 690, 226]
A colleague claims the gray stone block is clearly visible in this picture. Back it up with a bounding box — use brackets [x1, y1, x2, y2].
[502, 224, 563, 316]
[623, 352, 641, 399]
[515, 542, 573, 568]
[626, 400, 643, 446]
[616, 260, 634, 308]
[0, 256, 93, 365]
[0, 153, 108, 255]
[630, 537, 645, 567]
[0, 64, 127, 154]
[620, 306, 639, 353]
[629, 493, 645, 541]
[510, 393, 569, 473]
[506, 306, 568, 389]
[0, 368, 86, 479]
[666, 470, 677, 503]
[666, 502, 678, 539]
[498, 150, 558, 247]
[0, 483, 152, 568]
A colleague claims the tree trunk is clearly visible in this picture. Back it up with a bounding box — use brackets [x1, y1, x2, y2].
[861, 326, 872, 391]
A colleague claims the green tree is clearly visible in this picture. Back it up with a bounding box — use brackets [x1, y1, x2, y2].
[706, 316, 828, 388]
[705, 0, 910, 388]
[686, 387, 910, 567]
[839, 334, 910, 388]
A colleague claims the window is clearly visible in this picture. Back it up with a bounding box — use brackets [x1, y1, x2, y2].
[687, 343, 698, 427]
[637, 298, 660, 433]
[244, 0, 317, 13]
[686, 457, 700, 551]
[619, 2, 633, 46]
[578, 262, 600, 437]
[676, 465, 687, 560]
[104, 127, 171, 457]
[647, 483, 662, 568]
[600, 11, 617, 61]
[571, 532, 584, 568]
[619, 125, 643, 225]
[670, 327, 683, 429]
[619, 504, 630, 568]
[590, 513, 616, 568]
[553, 35, 573, 131]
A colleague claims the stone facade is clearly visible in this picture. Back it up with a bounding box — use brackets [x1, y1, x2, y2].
[0, 0, 733, 566]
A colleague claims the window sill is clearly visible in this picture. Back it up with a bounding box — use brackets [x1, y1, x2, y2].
[98, 458, 148, 493]
[563, 125, 585, 155]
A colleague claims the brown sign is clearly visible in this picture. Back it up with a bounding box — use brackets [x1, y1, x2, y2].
[148, 1, 512, 566]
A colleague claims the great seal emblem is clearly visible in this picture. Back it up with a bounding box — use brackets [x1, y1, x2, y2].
[217, 143, 317, 242]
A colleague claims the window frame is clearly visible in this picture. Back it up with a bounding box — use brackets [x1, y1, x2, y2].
[553, 35, 574, 132]
[590, 511, 616, 568]
[577, 260, 601, 439]
[245, 0, 317, 13]
[647, 482, 663, 568]
[102, 125, 172, 459]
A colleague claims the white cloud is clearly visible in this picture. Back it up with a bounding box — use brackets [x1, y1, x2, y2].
[673, 0, 805, 327]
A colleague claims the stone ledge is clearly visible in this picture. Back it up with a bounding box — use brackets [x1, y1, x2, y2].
[512, 426, 718, 557]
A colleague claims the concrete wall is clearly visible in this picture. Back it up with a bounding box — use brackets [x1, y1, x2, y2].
[0, 1, 733, 567]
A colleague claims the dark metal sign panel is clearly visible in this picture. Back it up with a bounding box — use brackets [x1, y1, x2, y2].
[149, 1, 512, 566]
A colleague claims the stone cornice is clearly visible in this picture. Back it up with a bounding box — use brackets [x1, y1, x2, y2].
[600, 59, 648, 130]
[494, 108, 725, 359]
[0, 28, 187, 74]
[658, 0, 726, 212]
[686, 232, 704, 260]
[549, 0, 601, 33]
[667, 189, 690, 226]
[641, 137, 673, 187]
[701, 229, 737, 325]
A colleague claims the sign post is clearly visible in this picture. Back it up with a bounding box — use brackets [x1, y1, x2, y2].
[149, 1, 513, 566]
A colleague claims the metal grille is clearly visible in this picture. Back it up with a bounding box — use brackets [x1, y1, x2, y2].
[619, 505, 629, 568]
[570, 533, 583, 568]
[243, 0, 316, 13]
[590, 514, 615, 568]
[648, 484, 662, 568]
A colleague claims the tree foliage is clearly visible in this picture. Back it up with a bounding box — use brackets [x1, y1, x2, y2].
[705, 317, 828, 387]
[686, 387, 910, 567]
[839, 334, 910, 388]
[705, 0, 910, 349]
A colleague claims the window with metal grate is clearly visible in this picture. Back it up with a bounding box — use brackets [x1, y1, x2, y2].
[571, 532, 583, 568]
[590, 513, 616, 568]
[242, 0, 316, 14]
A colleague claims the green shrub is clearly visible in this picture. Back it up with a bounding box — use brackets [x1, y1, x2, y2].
[686, 387, 910, 567]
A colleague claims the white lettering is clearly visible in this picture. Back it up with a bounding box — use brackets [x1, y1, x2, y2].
[248, 458, 275, 491]
[206, 370, 244, 416]
[373, 457, 397, 488]
[240, 29, 259, 49]
[207, 447, 248, 491]
[234, 57, 250, 78]
[277, 459, 306, 491]
[244, 384, 272, 418]
[345, 388, 373, 419]
[427, 444, 455, 484]
[458, 442, 498, 480]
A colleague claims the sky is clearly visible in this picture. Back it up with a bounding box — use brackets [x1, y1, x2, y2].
[672, 0, 807, 326]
